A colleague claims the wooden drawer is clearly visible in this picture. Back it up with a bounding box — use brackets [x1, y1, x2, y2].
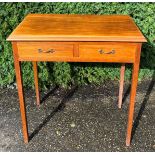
[79, 42, 137, 63]
[17, 42, 74, 61]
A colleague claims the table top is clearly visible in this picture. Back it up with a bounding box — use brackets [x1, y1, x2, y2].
[7, 14, 146, 42]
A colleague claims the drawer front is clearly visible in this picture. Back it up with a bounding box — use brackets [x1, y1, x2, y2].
[17, 42, 74, 60]
[79, 42, 137, 62]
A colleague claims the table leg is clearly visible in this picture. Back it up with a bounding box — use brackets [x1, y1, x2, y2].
[126, 44, 141, 146]
[118, 64, 125, 108]
[32, 61, 40, 106]
[12, 42, 29, 143]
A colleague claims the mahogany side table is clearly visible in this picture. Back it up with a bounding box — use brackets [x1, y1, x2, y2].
[7, 14, 146, 146]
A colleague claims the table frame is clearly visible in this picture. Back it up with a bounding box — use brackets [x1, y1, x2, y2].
[12, 41, 141, 146]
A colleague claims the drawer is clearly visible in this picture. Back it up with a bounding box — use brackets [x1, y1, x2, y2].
[17, 42, 74, 61]
[79, 42, 137, 63]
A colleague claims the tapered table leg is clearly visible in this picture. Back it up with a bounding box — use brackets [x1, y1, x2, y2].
[12, 42, 29, 143]
[32, 61, 40, 106]
[126, 44, 141, 146]
[118, 64, 125, 108]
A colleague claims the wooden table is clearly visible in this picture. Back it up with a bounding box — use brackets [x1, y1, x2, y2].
[7, 14, 146, 146]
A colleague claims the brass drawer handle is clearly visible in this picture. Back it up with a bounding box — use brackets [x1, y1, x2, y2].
[98, 49, 115, 54]
[38, 49, 55, 53]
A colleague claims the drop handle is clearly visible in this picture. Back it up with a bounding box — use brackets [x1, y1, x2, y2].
[98, 49, 115, 54]
[38, 49, 55, 53]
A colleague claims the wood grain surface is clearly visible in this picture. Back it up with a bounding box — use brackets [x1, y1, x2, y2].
[7, 14, 146, 42]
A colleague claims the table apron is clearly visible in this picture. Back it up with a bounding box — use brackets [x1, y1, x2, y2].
[15, 41, 140, 63]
